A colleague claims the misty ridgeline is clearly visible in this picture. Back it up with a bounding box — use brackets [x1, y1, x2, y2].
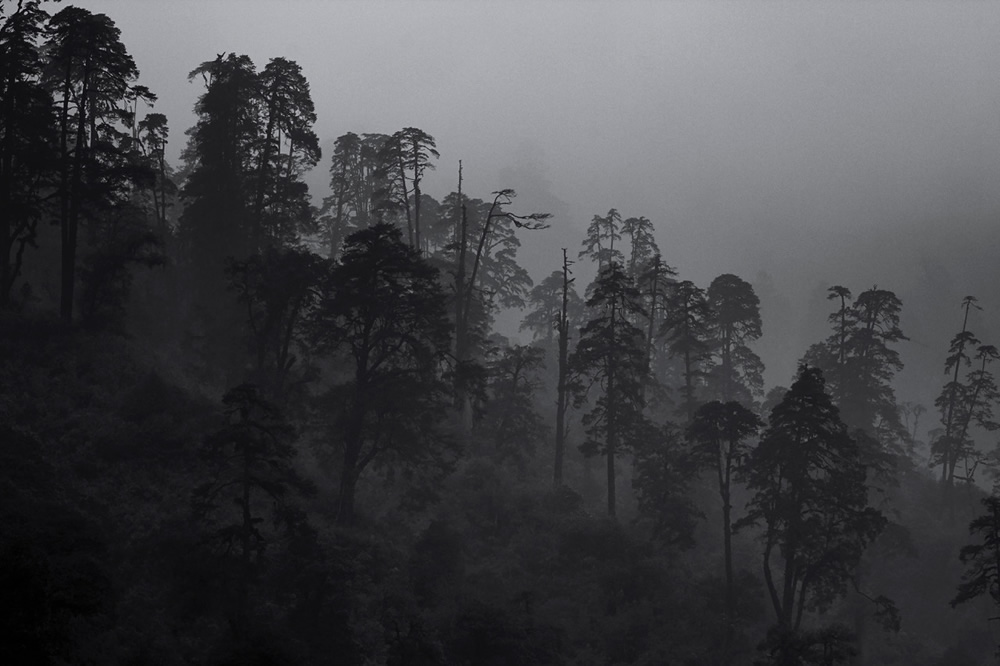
[4, 3, 1000, 666]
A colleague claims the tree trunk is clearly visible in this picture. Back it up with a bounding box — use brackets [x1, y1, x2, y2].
[57, 60, 73, 323]
[397, 151, 412, 247]
[237, 437, 253, 638]
[554, 248, 570, 485]
[0, 62, 15, 307]
[61, 70, 89, 325]
[337, 440, 360, 526]
[606, 299, 617, 518]
[412, 139, 422, 251]
[721, 482, 734, 661]
[453, 162, 473, 438]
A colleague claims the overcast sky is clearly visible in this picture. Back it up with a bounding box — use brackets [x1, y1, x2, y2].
[69, 0, 1000, 395]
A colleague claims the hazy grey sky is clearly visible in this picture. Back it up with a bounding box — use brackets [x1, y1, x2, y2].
[71, 0, 1000, 393]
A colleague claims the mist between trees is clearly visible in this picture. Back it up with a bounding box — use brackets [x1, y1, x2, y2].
[4, 2, 1000, 665]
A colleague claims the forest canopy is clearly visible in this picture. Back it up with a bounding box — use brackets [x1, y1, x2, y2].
[3, 2, 1000, 664]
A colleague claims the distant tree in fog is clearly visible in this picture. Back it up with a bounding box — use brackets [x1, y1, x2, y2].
[688, 399, 761, 659]
[660, 279, 713, 423]
[225, 246, 324, 403]
[0, 0, 56, 307]
[380, 127, 439, 249]
[45, 6, 148, 323]
[622, 215, 658, 281]
[251, 57, 320, 249]
[479, 344, 548, 468]
[310, 223, 453, 525]
[521, 268, 584, 349]
[636, 253, 677, 383]
[452, 186, 548, 433]
[320, 131, 393, 258]
[554, 249, 579, 485]
[738, 366, 886, 659]
[193, 384, 314, 637]
[803, 286, 908, 447]
[571, 261, 648, 517]
[952, 495, 1000, 632]
[705, 273, 764, 405]
[579, 208, 624, 274]
[931, 296, 1000, 486]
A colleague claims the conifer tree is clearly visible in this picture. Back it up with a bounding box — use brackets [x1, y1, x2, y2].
[180, 53, 260, 279]
[381, 127, 439, 249]
[480, 344, 548, 468]
[579, 208, 624, 274]
[193, 384, 314, 637]
[739, 367, 886, 658]
[952, 495, 1000, 632]
[555, 248, 578, 485]
[660, 279, 712, 422]
[251, 57, 320, 249]
[930, 297, 1000, 485]
[622, 215, 658, 281]
[310, 223, 454, 525]
[45, 6, 147, 322]
[571, 261, 649, 517]
[0, 0, 55, 307]
[452, 185, 548, 432]
[705, 273, 764, 405]
[688, 400, 761, 658]
[803, 286, 908, 444]
[520, 268, 583, 350]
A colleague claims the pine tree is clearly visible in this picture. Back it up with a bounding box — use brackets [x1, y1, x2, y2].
[705, 273, 764, 405]
[452, 184, 548, 434]
[310, 223, 454, 525]
[579, 208, 624, 275]
[179, 53, 260, 280]
[688, 400, 761, 658]
[660, 279, 712, 422]
[930, 297, 1000, 485]
[381, 127, 439, 249]
[45, 6, 147, 322]
[479, 344, 548, 468]
[225, 246, 324, 404]
[622, 215, 658, 281]
[803, 286, 908, 445]
[251, 57, 320, 250]
[193, 384, 314, 637]
[739, 367, 886, 655]
[952, 495, 1000, 636]
[520, 268, 583, 350]
[0, 0, 56, 307]
[571, 261, 649, 517]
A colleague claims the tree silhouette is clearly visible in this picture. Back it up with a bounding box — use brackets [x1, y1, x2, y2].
[952, 495, 1000, 643]
[226, 246, 324, 403]
[521, 267, 584, 349]
[311, 223, 454, 525]
[571, 261, 649, 517]
[688, 399, 761, 658]
[193, 384, 314, 637]
[45, 6, 146, 322]
[739, 366, 886, 656]
[705, 273, 764, 405]
[803, 286, 907, 443]
[0, 0, 55, 307]
[622, 215, 658, 281]
[660, 279, 712, 423]
[479, 343, 548, 468]
[180, 53, 259, 279]
[382, 127, 439, 249]
[251, 57, 320, 249]
[931, 297, 1000, 485]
